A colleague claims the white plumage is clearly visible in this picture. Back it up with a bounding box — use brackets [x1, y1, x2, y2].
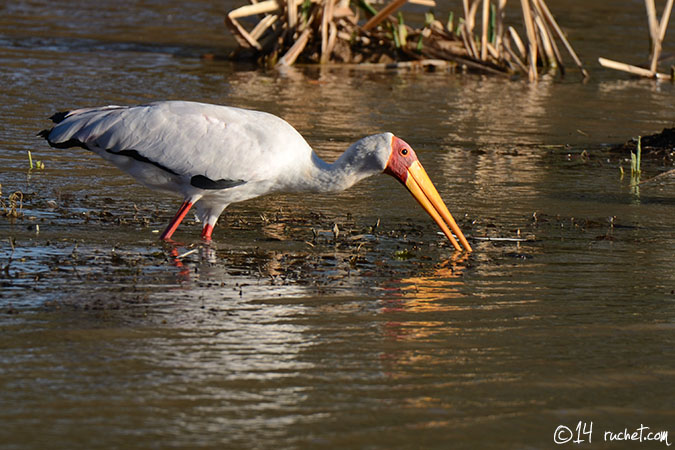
[41, 101, 471, 251]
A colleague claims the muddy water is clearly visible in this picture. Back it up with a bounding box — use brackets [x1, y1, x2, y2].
[1, 1, 674, 449]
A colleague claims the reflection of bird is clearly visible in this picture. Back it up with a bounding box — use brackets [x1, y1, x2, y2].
[40, 101, 471, 251]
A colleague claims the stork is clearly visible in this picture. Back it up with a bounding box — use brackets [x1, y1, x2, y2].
[40, 101, 472, 252]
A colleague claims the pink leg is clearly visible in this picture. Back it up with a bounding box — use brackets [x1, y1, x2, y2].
[159, 200, 193, 241]
[201, 223, 214, 240]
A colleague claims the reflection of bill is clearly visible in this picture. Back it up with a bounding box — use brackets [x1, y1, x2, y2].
[383, 253, 469, 308]
[378, 253, 469, 345]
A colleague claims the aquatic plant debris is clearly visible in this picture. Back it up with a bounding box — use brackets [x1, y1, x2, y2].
[225, 0, 587, 79]
[0, 189, 24, 218]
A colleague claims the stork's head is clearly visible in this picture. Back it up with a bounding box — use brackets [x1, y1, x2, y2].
[340, 133, 471, 252]
[382, 134, 472, 252]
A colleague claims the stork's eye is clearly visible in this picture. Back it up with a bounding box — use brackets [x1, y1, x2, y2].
[401, 148, 409, 156]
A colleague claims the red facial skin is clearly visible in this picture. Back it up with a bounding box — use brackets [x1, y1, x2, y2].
[383, 136, 418, 183]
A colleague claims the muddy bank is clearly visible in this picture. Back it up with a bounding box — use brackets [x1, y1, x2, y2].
[611, 127, 675, 164]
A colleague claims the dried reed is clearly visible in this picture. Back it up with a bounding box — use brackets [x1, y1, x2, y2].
[225, 0, 587, 79]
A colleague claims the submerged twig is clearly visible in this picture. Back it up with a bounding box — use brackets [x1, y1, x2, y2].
[639, 168, 675, 184]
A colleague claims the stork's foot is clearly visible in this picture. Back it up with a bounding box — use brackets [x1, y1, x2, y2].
[160, 237, 185, 246]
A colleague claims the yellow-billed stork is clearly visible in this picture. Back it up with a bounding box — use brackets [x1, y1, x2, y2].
[40, 101, 471, 252]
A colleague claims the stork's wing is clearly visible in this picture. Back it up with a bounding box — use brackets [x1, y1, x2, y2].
[42, 101, 311, 186]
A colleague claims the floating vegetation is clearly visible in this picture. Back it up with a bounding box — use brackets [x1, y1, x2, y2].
[225, 0, 587, 79]
[393, 248, 416, 260]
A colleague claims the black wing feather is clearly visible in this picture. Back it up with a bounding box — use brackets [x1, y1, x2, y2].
[49, 111, 71, 123]
[190, 175, 246, 190]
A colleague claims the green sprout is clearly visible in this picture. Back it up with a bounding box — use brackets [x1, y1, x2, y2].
[630, 136, 641, 183]
[28, 151, 45, 170]
[358, 0, 378, 17]
[629, 136, 642, 196]
[446, 11, 454, 33]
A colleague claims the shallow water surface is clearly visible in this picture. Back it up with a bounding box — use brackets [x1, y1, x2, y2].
[1, 1, 674, 449]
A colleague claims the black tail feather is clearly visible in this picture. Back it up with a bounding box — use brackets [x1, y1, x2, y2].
[39, 110, 74, 145]
[38, 127, 87, 150]
[49, 111, 70, 123]
[38, 128, 52, 140]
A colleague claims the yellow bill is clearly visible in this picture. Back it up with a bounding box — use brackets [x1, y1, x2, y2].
[404, 160, 472, 252]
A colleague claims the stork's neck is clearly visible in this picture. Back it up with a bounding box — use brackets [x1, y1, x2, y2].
[302, 152, 362, 192]
[305, 140, 390, 193]
[279, 134, 391, 194]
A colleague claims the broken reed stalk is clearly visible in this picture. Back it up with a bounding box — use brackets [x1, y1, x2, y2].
[650, 0, 674, 73]
[251, 15, 279, 42]
[462, 0, 471, 27]
[535, 0, 589, 77]
[645, 0, 659, 45]
[531, 0, 560, 68]
[320, 0, 335, 63]
[494, 0, 506, 58]
[461, 22, 479, 59]
[598, 57, 670, 79]
[467, 1, 480, 37]
[226, 0, 279, 49]
[481, 0, 489, 60]
[278, 26, 312, 66]
[598, 57, 669, 79]
[362, 0, 407, 31]
[503, 37, 529, 72]
[534, 16, 553, 68]
[600, 0, 673, 79]
[287, 0, 298, 28]
[508, 25, 527, 59]
[520, 0, 538, 81]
